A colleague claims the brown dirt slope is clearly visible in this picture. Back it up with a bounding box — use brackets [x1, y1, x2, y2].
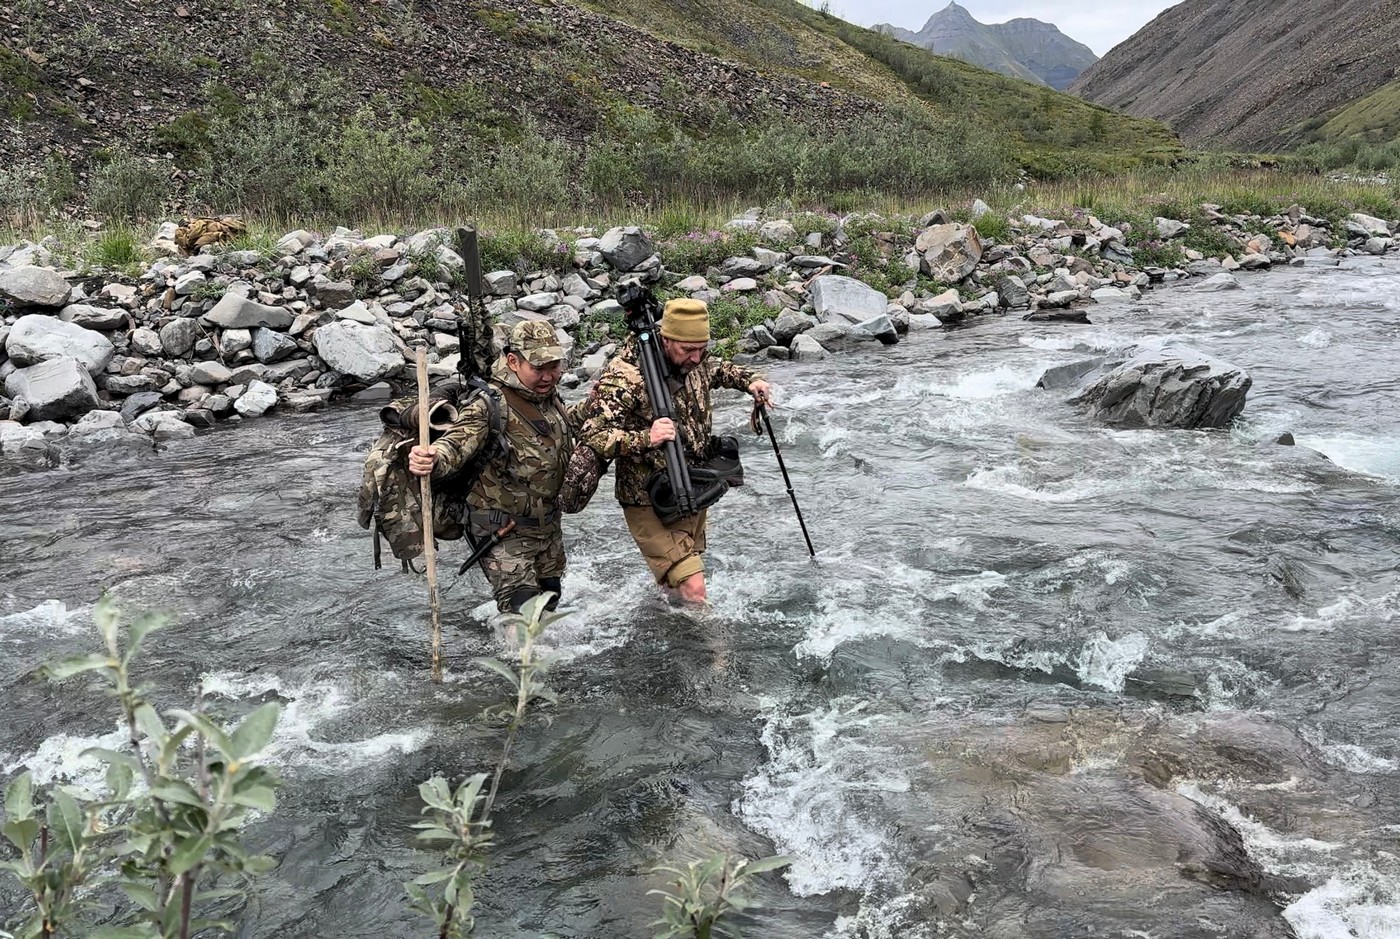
[1068, 0, 1400, 150]
[0, 0, 882, 173]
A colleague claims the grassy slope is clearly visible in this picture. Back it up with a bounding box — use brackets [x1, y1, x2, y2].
[578, 0, 1183, 174]
[1316, 79, 1400, 142]
[0, 0, 1190, 229]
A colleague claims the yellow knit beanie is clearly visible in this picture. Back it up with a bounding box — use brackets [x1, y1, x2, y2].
[660, 298, 710, 342]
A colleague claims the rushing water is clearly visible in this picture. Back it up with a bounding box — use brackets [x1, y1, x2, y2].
[2, 258, 1398, 938]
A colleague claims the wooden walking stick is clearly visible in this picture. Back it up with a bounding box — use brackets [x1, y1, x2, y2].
[415, 347, 444, 683]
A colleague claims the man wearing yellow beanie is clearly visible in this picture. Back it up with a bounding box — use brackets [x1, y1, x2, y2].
[577, 297, 772, 604]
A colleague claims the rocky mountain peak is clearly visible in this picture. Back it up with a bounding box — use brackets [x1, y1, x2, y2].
[878, 3, 1097, 90]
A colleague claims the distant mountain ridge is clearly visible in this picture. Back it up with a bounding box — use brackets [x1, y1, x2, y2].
[875, 1, 1097, 91]
[1069, 0, 1400, 150]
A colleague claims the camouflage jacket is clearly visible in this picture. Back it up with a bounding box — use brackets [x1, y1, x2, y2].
[432, 360, 573, 522]
[577, 339, 759, 507]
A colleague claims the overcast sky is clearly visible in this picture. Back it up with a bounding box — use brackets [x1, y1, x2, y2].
[839, 1, 1184, 57]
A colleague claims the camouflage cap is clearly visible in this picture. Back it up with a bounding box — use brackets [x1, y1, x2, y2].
[508, 319, 565, 366]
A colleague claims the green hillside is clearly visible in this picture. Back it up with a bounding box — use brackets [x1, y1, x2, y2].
[580, 0, 1184, 175]
[0, 0, 1183, 224]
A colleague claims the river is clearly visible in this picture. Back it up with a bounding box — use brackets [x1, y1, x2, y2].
[2, 257, 1397, 938]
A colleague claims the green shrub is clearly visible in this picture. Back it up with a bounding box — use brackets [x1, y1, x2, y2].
[89, 227, 144, 271]
[1181, 218, 1239, 259]
[153, 111, 214, 165]
[321, 110, 441, 217]
[195, 95, 317, 215]
[659, 230, 758, 275]
[1, 597, 281, 939]
[972, 212, 1011, 242]
[89, 153, 168, 221]
[479, 228, 570, 273]
[0, 155, 73, 221]
[1132, 239, 1187, 268]
[455, 127, 577, 217]
[789, 211, 839, 241]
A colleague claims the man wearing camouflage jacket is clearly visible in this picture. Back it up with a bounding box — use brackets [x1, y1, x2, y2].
[409, 320, 573, 614]
[578, 298, 772, 604]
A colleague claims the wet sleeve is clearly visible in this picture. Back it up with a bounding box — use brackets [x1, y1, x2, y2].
[578, 369, 652, 459]
[431, 399, 489, 480]
[710, 358, 761, 393]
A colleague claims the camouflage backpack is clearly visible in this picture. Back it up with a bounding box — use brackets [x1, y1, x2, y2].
[356, 384, 506, 570]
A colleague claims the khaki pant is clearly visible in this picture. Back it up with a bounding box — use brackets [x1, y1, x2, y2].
[473, 521, 566, 612]
[623, 506, 707, 588]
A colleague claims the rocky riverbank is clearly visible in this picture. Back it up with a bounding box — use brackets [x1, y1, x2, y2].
[2, 202, 1398, 469]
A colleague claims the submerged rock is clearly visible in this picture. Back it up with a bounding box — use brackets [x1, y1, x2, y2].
[1068, 344, 1251, 428]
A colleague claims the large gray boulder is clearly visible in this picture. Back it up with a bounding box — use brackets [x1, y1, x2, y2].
[201, 293, 293, 330]
[1348, 212, 1391, 237]
[597, 227, 656, 272]
[996, 275, 1030, 309]
[0, 267, 72, 308]
[190, 361, 233, 385]
[1196, 272, 1241, 291]
[313, 321, 403, 383]
[4, 357, 100, 422]
[58, 304, 127, 331]
[7, 315, 115, 374]
[0, 421, 59, 467]
[132, 410, 195, 441]
[1069, 345, 1252, 429]
[808, 275, 887, 325]
[915, 224, 983, 282]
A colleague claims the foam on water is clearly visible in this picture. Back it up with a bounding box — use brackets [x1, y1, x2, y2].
[964, 464, 1143, 504]
[1320, 743, 1399, 775]
[1298, 327, 1334, 348]
[1285, 864, 1400, 939]
[940, 636, 1063, 676]
[1017, 331, 1139, 354]
[791, 573, 933, 664]
[734, 700, 909, 897]
[199, 671, 428, 770]
[789, 548, 995, 663]
[827, 891, 940, 939]
[1178, 783, 1400, 939]
[1296, 433, 1400, 481]
[1177, 781, 1343, 871]
[1074, 631, 1150, 692]
[966, 455, 1314, 505]
[0, 599, 90, 642]
[2, 725, 129, 791]
[921, 364, 1045, 400]
[1286, 597, 1357, 633]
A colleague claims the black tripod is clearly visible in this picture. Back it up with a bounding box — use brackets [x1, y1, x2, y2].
[619, 284, 697, 517]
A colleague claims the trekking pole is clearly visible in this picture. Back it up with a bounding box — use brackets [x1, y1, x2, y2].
[415, 347, 444, 683]
[756, 403, 815, 558]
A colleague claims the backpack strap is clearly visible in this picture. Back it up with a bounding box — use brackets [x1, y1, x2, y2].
[500, 386, 559, 438]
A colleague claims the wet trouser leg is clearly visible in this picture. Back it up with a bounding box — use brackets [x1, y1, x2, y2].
[479, 522, 566, 614]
